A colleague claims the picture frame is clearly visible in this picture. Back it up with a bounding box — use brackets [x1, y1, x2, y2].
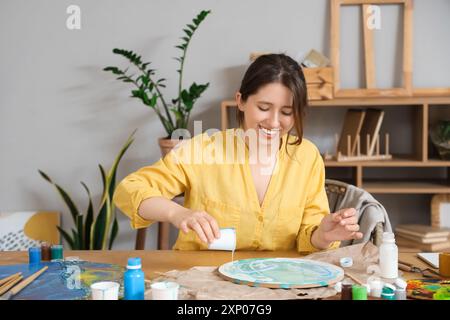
[330, 0, 413, 98]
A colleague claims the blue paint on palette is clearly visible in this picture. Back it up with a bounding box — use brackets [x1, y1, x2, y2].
[218, 258, 344, 289]
[0, 261, 124, 300]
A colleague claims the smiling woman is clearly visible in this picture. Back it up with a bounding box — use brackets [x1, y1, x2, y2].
[113, 54, 363, 252]
[235, 54, 308, 150]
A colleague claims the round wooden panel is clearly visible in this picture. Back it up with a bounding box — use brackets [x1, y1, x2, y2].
[218, 258, 344, 289]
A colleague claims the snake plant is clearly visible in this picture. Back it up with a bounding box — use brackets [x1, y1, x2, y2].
[38, 130, 135, 250]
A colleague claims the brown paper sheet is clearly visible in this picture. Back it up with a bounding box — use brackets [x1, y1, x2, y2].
[145, 242, 379, 300]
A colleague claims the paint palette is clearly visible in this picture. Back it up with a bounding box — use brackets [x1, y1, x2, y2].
[218, 258, 344, 289]
[406, 279, 450, 300]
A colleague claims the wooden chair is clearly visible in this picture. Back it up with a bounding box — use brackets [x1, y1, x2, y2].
[135, 222, 170, 250]
[325, 179, 391, 247]
[0, 211, 60, 251]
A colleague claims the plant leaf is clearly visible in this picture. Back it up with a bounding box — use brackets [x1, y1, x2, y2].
[108, 215, 119, 250]
[150, 94, 158, 107]
[81, 181, 94, 250]
[103, 66, 124, 75]
[92, 202, 107, 250]
[170, 107, 184, 123]
[71, 228, 80, 250]
[106, 130, 136, 201]
[76, 214, 84, 250]
[99, 164, 107, 190]
[94, 130, 136, 249]
[91, 166, 107, 249]
[38, 170, 80, 225]
[57, 226, 75, 249]
[131, 90, 141, 98]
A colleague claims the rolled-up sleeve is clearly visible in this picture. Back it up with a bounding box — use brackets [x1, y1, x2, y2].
[113, 141, 192, 229]
[297, 149, 340, 253]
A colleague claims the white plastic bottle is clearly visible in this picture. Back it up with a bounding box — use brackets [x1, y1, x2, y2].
[379, 232, 398, 279]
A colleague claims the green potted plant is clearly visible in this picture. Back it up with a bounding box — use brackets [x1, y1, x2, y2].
[430, 120, 450, 160]
[38, 131, 135, 250]
[104, 10, 211, 156]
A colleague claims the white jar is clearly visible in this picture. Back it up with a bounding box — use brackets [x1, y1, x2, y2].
[379, 232, 398, 279]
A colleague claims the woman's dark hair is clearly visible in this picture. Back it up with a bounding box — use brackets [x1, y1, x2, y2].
[237, 53, 308, 146]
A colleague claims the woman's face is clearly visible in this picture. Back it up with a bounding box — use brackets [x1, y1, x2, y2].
[236, 82, 295, 145]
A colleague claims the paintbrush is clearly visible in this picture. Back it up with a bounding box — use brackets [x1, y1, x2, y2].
[344, 271, 365, 285]
[0, 266, 48, 300]
[0, 274, 24, 296]
[0, 272, 22, 286]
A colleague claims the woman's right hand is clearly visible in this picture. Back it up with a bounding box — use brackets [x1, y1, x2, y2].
[169, 208, 221, 244]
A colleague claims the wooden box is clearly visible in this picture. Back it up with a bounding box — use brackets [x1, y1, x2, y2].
[303, 67, 334, 100]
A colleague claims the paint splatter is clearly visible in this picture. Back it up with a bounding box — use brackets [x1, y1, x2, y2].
[0, 261, 124, 300]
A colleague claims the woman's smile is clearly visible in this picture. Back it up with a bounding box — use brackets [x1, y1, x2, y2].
[258, 125, 281, 140]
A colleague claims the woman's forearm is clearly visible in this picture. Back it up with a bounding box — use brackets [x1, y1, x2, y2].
[138, 196, 189, 224]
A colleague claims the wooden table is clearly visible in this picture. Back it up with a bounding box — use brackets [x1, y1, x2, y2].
[0, 249, 434, 281]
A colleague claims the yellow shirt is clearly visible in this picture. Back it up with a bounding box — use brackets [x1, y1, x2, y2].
[113, 129, 339, 253]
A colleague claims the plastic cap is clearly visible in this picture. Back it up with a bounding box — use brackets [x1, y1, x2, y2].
[340, 257, 353, 268]
[352, 285, 368, 300]
[383, 283, 396, 292]
[382, 232, 396, 243]
[395, 278, 407, 290]
[334, 281, 342, 293]
[383, 232, 394, 240]
[127, 257, 142, 269]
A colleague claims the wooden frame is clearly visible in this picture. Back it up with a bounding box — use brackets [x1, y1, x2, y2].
[431, 194, 450, 228]
[413, 88, 450, 97]
[221, 100, 238, 130]
[330, 0, 413, 98]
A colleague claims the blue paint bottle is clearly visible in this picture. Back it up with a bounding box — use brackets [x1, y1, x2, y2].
[124, 257, 145, 300]
[28, 247, 41, 265]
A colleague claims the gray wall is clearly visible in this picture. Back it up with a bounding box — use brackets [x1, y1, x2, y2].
[1, 0, 449, 250]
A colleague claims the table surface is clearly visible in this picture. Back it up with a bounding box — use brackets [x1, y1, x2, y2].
[0, 249, 434, 280]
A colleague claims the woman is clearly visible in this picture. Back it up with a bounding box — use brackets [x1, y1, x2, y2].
[113, 54, 363, 252]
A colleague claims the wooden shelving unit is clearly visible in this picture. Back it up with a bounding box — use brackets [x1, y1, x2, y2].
[221, 96, 450, 194]
[362, 180, 450, 194]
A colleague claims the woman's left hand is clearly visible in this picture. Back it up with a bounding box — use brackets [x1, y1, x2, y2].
[316, 208, 363, 244]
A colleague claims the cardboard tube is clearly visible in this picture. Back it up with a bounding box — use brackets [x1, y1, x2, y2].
[439, 253, 450, 278]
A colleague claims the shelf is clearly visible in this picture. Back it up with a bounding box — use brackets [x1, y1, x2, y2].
[310, 96, 450, 107]
[362, 180, 450, 194]
[221, 97, 450, 111]
[324, 155, 450, 167]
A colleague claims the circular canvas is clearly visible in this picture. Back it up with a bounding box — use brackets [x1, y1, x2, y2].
[218, 258, 344, 289]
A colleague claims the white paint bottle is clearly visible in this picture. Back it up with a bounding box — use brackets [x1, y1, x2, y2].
[379, 232, 398, 279]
